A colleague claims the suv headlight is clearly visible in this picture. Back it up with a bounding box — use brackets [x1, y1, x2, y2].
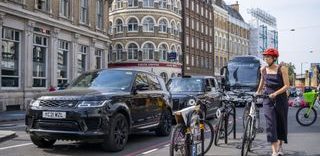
[77, 100, 110, 108]
[30, 100, 40, 107]
[187, 98, 196, 106]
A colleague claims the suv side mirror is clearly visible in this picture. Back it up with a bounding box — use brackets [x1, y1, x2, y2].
[135, 83, 149, 91]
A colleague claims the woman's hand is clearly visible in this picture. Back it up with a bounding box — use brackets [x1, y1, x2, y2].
[269, 93, 277, 99]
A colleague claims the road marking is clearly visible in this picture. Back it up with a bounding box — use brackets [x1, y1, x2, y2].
[164, 144, 170, 147]
[141, 148, 158, 155]
[0, 143, 33, 151]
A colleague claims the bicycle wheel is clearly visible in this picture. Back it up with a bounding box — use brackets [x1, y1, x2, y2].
[296, 107, 317, 126]
[202, 120, 214, 154]
[241, 117, 252, 156]
[214, 117, 222, 146]
[170, 124, 187, 156]
[243, 105, 250, 129]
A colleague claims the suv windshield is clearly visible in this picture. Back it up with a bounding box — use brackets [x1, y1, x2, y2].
[167, 78, 204, 92]
[69, 70, 135, 91]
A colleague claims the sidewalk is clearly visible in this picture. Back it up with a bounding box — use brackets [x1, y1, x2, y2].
[0, 110, 25, 122]
[0, 130, 16, 143]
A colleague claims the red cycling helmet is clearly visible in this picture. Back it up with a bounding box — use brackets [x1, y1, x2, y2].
[263, 48, 279, 57]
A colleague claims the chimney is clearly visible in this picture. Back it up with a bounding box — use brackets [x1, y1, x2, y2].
[230, 1, 239, 12]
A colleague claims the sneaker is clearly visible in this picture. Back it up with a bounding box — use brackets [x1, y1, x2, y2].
[278, 147, 284, 156]
[271, 153, 278, 156]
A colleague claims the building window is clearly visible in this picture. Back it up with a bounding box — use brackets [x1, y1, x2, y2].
[60, 0, 70, 18]
[159, 0, 167, 9]
[170, 21, 176, 35]
[215, 56, 219, 66]
[159, 44, 168, 61]
[191, 55, 194, 66]
[116, 19, 123, 33]
[191, 37, 194, 48]
[1, 27, 20, 87]
[220, 57, 223, 67]
[80, 0, 89, 24]
[77, 45, 88, 76]
[143, 17, 155, 32]
[143, 43, 154, 60]
[96, 0, 104, 29]
[186, 36, 189, 46]
[196, 56, 199, 67]
[128, 43, 138, 60]
[128, 18, 138, 32]
[186, 17, 189, 27]
[116, 0, 123, 8]
[33, 35, 48, 87]
[128, 0, 138, 7]
[191, 1, 194, 10]
[57, 40, 69, 87]
[143, 0, 154, 7]
[177, 23, 181, 36]
[186, 0, 188, 8]
[196, 4, 199, 13]
[159, 19, 168, 33]
[37, 0, 50, 12]
[191, 19, 194, 29]
[115, 44, 123, 61]
[196, 38, 199, 49]
[201, 6, 203, 16]
[95, 49, 103, 69]
[196, 21, 199, 31]
[185, 54, 189, 65]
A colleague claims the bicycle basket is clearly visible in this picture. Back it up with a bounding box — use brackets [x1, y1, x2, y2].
[303, 91, 317, 104]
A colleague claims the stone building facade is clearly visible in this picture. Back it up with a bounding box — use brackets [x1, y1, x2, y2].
[108, 0, 182, 82]
[0, 0, 111, 111]
[213, 0, 250, 75]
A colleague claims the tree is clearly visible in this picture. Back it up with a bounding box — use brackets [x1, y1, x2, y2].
[281, 62, 296, 86]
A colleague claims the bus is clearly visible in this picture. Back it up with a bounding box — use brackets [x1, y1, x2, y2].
[220, 55, 266, 92]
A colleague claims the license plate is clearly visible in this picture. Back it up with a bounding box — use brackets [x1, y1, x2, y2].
[42, 111, 66, 119]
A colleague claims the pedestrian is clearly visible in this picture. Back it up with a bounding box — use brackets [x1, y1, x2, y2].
[48, 85, 56, 92]
[255, 48, 290, 156]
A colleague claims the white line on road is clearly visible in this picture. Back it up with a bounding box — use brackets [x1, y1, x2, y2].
[164, 144, 170, 147]
[0, 143, 33, 151]
[141, 148, 159, 155]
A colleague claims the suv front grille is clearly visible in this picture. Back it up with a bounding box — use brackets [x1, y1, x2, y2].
[39, 100, 78, 108]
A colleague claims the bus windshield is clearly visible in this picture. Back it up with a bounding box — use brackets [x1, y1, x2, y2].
[227, 62, 260, 88]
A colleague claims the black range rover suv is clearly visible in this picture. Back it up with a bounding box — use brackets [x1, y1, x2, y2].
[26, 69, 172, 152]
[167, 76, 222, 118]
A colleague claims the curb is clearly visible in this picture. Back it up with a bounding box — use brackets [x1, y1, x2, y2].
[0, 118, 25, 123]
[0, 131, 17, 143]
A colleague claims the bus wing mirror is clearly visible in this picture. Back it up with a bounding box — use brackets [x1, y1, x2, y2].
[220, 66, 227, 76]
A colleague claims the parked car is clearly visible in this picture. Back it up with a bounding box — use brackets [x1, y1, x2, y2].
[25, 69, 172, 152]
[166, 75, 222, 119]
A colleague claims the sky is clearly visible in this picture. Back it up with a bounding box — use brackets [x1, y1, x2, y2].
[224, 0, 320, 74]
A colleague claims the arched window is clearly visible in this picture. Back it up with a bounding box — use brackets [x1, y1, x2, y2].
[176, 23, 181, 36]
[170, 21, 176, 35]
[128, 18, 138, 32]
[116, 19, 123, 33]
[115, 44, 123, 61]
[177, 46, 181, 62]
[128, 0, 138, 7]
[128, 43, 138, 60]
[143, 0, 154, 7]
[143, 17, 155, 32]
[159, 0, 167, 9]
[109, 22, 113, 34]
[159, 19, 168, 33]
[159, 44, 168, 61]
[143, 43, 154, 60]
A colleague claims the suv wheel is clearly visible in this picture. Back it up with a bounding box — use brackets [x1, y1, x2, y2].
[155, 109, 172, 136]
[30, 135, 56, 148]
[101, 113, 129, 152]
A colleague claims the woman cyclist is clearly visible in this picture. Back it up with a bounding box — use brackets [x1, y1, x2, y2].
[256, 48, 290, 156]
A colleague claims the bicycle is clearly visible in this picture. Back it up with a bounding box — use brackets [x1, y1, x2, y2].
[296, 90, 320, 126]
[170, 96, 214, 156]
[214, 90, 236, 146]
[241, 93, 267, 156]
